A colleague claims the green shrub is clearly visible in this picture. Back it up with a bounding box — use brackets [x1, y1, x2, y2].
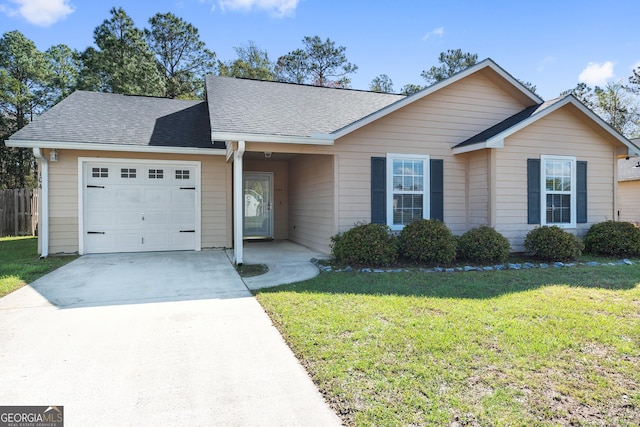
[330, 222, 398, 266]
[457, 226, 511, 264]
[399, 219, 456, 265]
[523, 226, 583, 262]
[583, 221, 640, 257]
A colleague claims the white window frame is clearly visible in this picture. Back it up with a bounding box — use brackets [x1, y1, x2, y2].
[386, 153, 430, 231]
[540, 155, 576, 228]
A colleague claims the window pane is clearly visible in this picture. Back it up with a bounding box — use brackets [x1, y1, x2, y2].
[546, 194, 571, 223]
[91, 167, 108, 178]
[414, 176, 423, 191]
[393, 176, 402, 190]
[545, 178, 554, 191]
[413, 160, 423, 176]
[393, 160, 403, 175]
[393, 159, 424, 191]
[393, 194, 423, 225]
[121, 168, 136, 178]
[545, 160, 572, 192]
[403, 176, 412, 190]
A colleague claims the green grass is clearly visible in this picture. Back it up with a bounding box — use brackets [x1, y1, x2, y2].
[256, 263, 640, 426]
[0, 236, 77, 297]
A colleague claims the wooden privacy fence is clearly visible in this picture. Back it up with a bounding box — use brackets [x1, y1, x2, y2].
[0, 189, 39, 237]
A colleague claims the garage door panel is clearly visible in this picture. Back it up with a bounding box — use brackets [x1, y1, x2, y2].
[86, 212, 114, 228]
[116, 211, 144, 226]
[172, 231, 196, 248]
[86, 188, 114, 207]
[116, 234, 144, 252]
[172, 189, 195, 204]
[143, 211, 170, 226]
[171, 211, 195, 227]
[144, 188, 171, 204]
[85, 233, 116, 254]
[142, 232, 170, 251]
[116, 188, 142, 205]
[83, 161, 199, 254]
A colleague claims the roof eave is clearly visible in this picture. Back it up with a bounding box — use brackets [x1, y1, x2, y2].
[5, 139, 225, 155]
[331, 58, 543, 140]
[211, 131, 335, 145]
[452, 139, 504, 155]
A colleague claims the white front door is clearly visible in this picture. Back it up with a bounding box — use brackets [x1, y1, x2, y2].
[82, 160, 199, 254]
[243, 172, 273, 239]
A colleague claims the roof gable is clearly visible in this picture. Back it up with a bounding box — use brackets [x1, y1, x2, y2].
[453, 96, 640, 156]
[330, 58, 543, 139]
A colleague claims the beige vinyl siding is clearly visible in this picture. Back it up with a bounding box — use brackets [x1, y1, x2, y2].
[245, 159, 289, 239]
[618, 180, 640, 224]
[494, 105, 618, 251]
[333, 71, 528, 235]
[466, 149, 490, 228]
[47, 149, 79, 253]
[288, 154, 334, 254]
[49, 217, 78, 254]
[200, 157, 231, 249]
[45, 149, 230, 254]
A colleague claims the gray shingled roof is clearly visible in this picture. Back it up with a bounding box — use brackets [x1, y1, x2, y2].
[619, 138, 640, 181]
[455, 97, 565, 148]
[9, 91, 215, 148]
[205, 75, 405, 137]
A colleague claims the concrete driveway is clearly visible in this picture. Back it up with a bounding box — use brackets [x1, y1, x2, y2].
[0, 251, 341, 426]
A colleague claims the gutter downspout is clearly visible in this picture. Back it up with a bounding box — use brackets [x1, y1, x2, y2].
[32, 148, 49, 258]
[233, 141, 245, 264]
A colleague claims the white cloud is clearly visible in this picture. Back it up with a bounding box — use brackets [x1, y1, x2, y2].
[578, 61, 615, 86]
[1, 0, 74, 27]
[422, 26, 444, 41]
[217, 0, 299, 17]
[537, 56, 554, 72]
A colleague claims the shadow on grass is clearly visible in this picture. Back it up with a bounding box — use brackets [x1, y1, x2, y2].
[256, 263, 640, 300]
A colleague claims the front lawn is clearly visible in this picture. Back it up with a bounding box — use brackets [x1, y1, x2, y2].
[256, 264, 640, 426]
[0, 236, 76, 297]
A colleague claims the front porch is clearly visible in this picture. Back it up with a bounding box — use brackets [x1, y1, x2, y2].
[229, 143, 336, 264]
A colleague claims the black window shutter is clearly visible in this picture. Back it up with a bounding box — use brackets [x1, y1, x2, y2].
[430, 159, 444, 222]
[577, 161, 587, 223]
[371, 157, 386, 224]
[527, 159, 541, 224]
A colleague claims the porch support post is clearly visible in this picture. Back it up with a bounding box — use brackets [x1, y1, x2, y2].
[33, 148, 49, 258]
[233, 140, 245, 264]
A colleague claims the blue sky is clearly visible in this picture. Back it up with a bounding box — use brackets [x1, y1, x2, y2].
[1, 0, 638, 100]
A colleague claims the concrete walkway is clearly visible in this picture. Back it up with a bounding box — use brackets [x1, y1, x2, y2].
[233, 240, 330, 290]
[0, 250, 341, 426]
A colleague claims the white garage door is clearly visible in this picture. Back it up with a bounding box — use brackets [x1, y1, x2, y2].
[82, 161, 199, 254]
